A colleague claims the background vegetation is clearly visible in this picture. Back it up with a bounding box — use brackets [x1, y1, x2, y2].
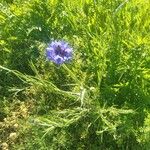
[0, 0, 150, 149]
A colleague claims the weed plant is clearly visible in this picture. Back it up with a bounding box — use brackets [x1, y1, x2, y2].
[0, 0, 150, 149]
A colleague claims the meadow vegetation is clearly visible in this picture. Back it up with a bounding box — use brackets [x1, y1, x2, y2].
[0, 0, 150, 149]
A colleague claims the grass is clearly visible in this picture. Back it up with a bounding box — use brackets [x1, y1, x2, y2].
[0, 0, 150, 149]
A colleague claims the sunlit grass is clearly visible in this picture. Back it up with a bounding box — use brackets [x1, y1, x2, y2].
[0, 0, 150, 149]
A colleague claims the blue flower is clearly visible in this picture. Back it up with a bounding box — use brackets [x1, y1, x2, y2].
[46, 40, 73, 64]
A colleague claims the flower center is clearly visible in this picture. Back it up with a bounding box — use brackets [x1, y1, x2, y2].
[55, 45, 65, 57]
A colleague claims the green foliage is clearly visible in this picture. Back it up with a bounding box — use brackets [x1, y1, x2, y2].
[0, 0, 150, 149]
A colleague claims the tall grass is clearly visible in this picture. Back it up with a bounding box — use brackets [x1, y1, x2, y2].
[0, 0, 150, 149]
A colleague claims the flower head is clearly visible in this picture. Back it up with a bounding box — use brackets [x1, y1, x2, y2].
[46, 40, 73, 64]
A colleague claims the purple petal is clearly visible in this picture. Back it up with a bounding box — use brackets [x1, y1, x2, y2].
[54, 55, 64, 64]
